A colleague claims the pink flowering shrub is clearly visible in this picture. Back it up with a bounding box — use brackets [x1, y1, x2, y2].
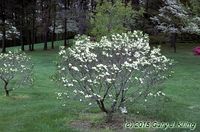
[55, 31, 173, 121]
[193, 46, 200, 55]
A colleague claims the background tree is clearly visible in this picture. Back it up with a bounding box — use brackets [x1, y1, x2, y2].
[1, 0, 200, 52]
[42, 0, 51, 50]
[0, 0, 20, 53]
[50, 0, 57, 49]
[90, 0, 144, 40]
[183, 0, 200, 35]
[151, 0, 189, 53]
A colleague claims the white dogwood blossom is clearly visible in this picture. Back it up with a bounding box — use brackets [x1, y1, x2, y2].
[56, 31, 173, 116]
[151, 0, 200, 35]
[151, 0, 188, 34]
[0, 20, 20, 40]
[0, 51, 33, 96]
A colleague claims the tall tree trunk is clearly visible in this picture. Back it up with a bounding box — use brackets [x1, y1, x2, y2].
[44, 29, 48, 50]
[51, 0, 56, 49]
[20, 0, 25, 51]
[2, 19, 6, 53]
[142, 0, 149, 32]
[44, 1, 51, 50]
[31, 0, 37, 51]
[170, 33, 177, 53]
[51, 21, 56, 49]
[145, 0, 149, 12]
[29, 30, 32, 51]
[64, 0, 67, 48]
[1, 0, 6, 53]
[20, 30, 24, 51]
[44, 23, 48, 50]
[77, 0, 88, 35]
[12, 10, 17, 47]
[32, 28, 35, 51]
[64, 18, 67, 47]
[41, 0, 47, 50]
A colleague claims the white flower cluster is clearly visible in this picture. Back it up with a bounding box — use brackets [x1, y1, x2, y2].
[151, 0, 200, 36]
[0, 20, 20, 40]
[0, 51, 33, 92]
[151, 0, 189, 34]
[57, 31, 173, 114]
[183, 17, 200, 35]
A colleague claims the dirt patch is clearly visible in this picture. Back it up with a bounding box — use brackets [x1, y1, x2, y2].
[70, 113, 155, 132]
[71, 120, 93, 130]
[11, 95, 30, 99]
[70, 118, 125, 132]
[92, 114, 125, 130]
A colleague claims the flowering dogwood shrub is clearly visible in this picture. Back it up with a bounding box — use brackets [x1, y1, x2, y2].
[0, 51, 33, 96]
[56, 31, 173, 121]
[151, 0, 200, 35]
[0, 20, 20, 40]
[151, 0, 188, 34]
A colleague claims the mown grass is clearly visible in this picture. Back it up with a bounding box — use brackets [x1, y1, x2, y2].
[0, 42, 200, 132]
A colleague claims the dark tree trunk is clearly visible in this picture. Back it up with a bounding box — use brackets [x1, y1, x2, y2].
[51, 0, 56, 49]
[41, 34, 43, 44]
[20, 0, 25, 51]
[1, 0, 6, 53]
[31, 0, 37, 51]
[145, 0, 149, 12]
[142, 0, 149, 32]
[106, 112, 113, 123]
[64, 0, 67, 48]
[131, 0, 140, 7]
[64, 19, 67, 47]
[29, 30, 33, 51]
[96, 100, 114, 122]
[4, 81, 9, 96]
[12, 9, 17, 47]
[32, 30, 35, 51]
[77, 0, 88, 35]
[170, 33, 177, 53]
[96, 100, 108, 113]
[2, 20, 6, 53]
[51, 19, 56, 49]
[41, 0, 47, 50]
[20, 30, 24, 51]
[44, 27, 48, 50]
[44, 30, 48, 50]
[43, 0, 52, 50]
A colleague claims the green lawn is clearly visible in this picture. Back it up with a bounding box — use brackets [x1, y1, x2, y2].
[0, 42, 200, 132]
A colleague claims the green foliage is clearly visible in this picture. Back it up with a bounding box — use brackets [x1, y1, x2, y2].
[190, 0, 200, 15]
[89, 0, 144, 40]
